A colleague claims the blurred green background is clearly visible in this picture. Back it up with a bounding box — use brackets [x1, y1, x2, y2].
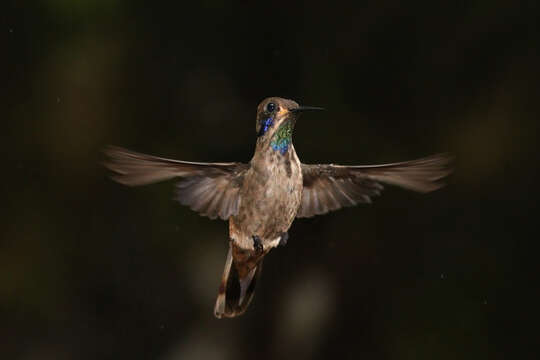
[3, 1, 539, 359]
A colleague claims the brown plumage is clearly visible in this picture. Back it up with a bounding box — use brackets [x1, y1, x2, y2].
[297, 154, 452, 217]
[104, 97, 453, 318]
[104, 146, 249, 220]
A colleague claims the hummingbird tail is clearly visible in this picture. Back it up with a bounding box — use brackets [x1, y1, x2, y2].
[214, 244, 263, 318]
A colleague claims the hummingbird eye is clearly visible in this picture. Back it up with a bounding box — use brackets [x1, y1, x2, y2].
[266, 102, 276, 113]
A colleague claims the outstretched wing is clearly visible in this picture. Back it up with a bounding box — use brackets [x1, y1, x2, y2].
[103, 146, 249, 220]
[297, 153, 453, 218]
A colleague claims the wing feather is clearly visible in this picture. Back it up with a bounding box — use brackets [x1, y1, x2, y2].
[104, 146, 249, 220]
[297, 153, 453, 218]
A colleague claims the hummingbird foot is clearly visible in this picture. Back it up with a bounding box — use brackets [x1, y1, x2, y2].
[252, 235, 263, 254]
[279, 232, 289, 247]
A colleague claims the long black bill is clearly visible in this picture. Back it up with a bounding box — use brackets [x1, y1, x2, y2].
[290, 106, 325, 113]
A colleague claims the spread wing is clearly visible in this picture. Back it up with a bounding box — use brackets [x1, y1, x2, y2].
[297, 153, 453, 218]
[103, 146, 249, 220]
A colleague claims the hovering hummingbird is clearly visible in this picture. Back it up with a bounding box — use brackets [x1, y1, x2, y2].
[104, 97, 452, 318]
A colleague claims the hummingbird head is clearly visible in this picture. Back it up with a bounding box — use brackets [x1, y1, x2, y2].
[255, 97, 323, 154]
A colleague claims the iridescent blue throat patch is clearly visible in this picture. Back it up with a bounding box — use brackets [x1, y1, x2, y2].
[258, 117, 273, 137]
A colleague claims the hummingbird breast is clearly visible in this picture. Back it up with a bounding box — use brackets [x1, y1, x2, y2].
[229, 146, 303, 250]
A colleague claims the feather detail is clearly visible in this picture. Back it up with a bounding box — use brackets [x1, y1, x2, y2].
[297, 153, 453, 218]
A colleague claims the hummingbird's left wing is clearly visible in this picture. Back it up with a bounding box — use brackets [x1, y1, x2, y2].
[297, 153, 453, 218]
[104, 146, 249, 220]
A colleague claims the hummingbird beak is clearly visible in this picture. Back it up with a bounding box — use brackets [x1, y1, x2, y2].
[290, 106, 325, 113]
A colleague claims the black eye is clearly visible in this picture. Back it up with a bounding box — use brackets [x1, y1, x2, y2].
[266, 102, 276, 112]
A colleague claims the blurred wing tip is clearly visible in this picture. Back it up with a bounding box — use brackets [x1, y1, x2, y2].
[423, 152, 453, 159]
[416, 180, 448, 193]
[103, 145, 127, 157]
[429, 152, 455, 166]
[101, 160, 126, 174]
[109, 174, 138, 186]
[430, 169, 454, 181]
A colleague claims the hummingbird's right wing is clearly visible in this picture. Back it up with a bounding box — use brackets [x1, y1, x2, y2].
[103, 146, 249, 220]
[297, 153, 453, 218]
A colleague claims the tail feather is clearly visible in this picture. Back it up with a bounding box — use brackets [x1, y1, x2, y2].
[214, 244, 263, 318]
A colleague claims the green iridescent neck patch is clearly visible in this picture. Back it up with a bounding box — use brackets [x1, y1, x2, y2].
[270, 121, 293, 155]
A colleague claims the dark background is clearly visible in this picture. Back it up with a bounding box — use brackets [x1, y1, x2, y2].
[3, 1, 539, 359]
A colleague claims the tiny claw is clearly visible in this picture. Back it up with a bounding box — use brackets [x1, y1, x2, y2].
[279, 232, 289, 247]
[252, 235, 263, 254]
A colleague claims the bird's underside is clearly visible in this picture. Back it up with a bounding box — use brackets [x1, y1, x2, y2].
[104, 145, 452, 317]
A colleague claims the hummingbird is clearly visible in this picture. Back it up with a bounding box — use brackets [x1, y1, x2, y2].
[104, 97, 452, 319]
